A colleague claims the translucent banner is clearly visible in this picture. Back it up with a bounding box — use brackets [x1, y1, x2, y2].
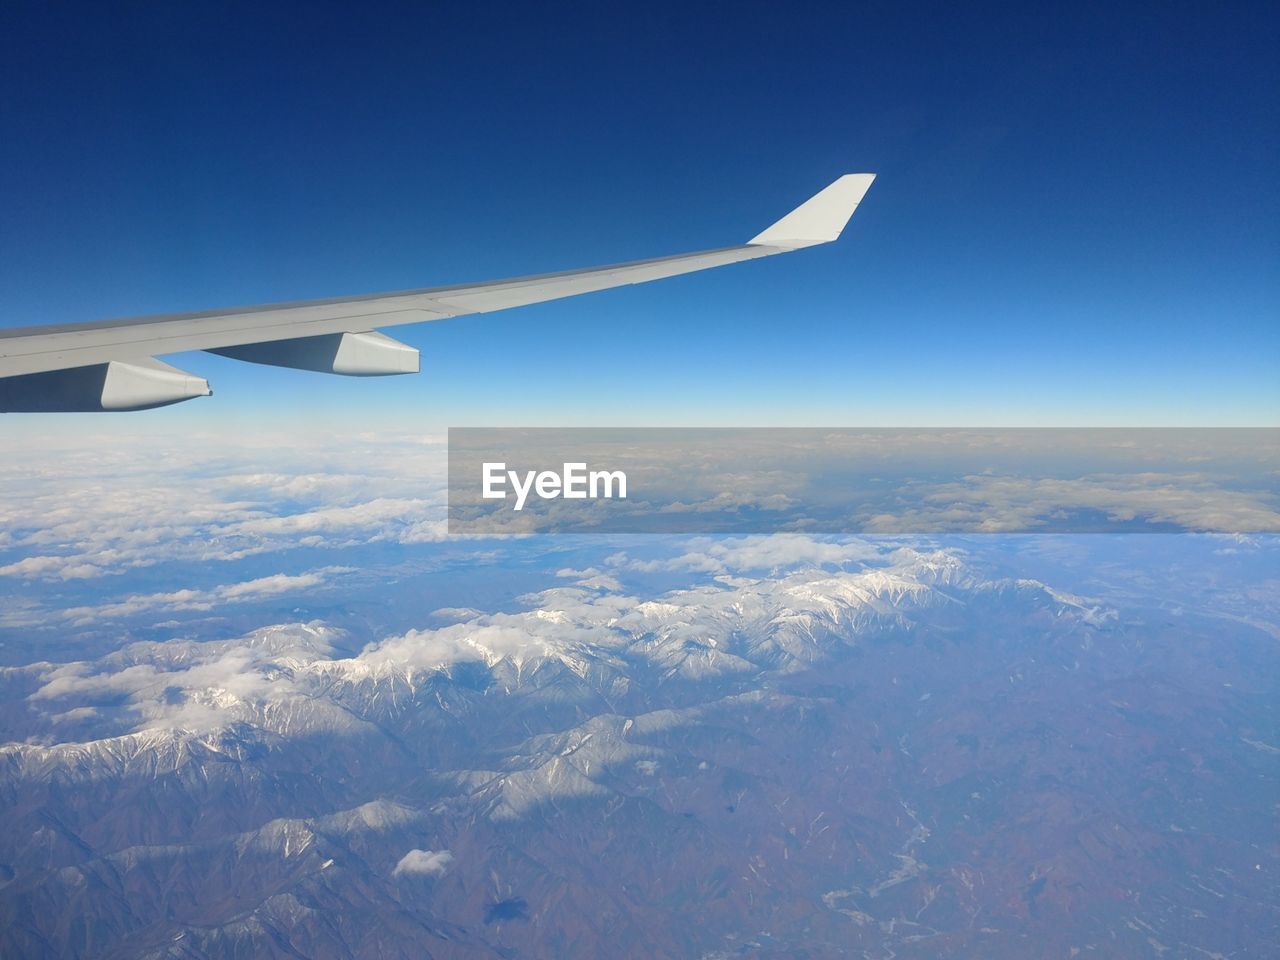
[447, 428, 1279, 534]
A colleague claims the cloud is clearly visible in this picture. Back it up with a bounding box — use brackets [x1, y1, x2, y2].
[554, 566, 624, 591]
[619, 535, 880, 575]
[24, 622, 349, 736]
[0, 433, 451, 585]
[229, 498, 435, 539]
[0, 555, 104, 580]
[45, 568, 348, 627]
[864, 473, 1280, 533]
[392, 849, 453, 878]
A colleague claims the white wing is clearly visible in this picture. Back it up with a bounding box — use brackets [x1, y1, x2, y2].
[0, 174, 874, 411]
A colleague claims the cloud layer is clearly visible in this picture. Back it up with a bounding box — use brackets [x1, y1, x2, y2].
[0, 432, 449, 584]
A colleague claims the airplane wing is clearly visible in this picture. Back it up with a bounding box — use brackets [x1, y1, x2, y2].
[0, 173, 874, 412]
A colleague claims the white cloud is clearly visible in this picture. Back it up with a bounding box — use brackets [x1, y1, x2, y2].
[392, 849, 453, 878]
[0, 433, 451, 585]
[554, 566, 624, 591]
[47, 568, 348, 626]
[0, 555, 104, 580]
[619, 535, 880, 575]
[24, 623, 351, 736]
[863, 473, 1280, 534]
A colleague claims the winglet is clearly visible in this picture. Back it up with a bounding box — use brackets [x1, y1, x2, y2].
[749, 173, 875, 248]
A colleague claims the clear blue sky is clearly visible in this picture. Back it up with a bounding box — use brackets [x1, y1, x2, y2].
[1, 0, 1276, 430]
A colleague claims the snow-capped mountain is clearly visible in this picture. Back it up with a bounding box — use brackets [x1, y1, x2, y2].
[1, 541, 1275, 959]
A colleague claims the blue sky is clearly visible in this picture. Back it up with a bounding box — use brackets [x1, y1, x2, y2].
[0, 0, 1276, 430]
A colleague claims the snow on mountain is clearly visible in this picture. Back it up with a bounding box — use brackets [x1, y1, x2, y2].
[3, 536, 1273, 960]
[4, 547, 1095, 756]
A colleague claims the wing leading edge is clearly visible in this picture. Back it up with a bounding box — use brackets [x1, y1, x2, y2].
[0, 173, 874, 411]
